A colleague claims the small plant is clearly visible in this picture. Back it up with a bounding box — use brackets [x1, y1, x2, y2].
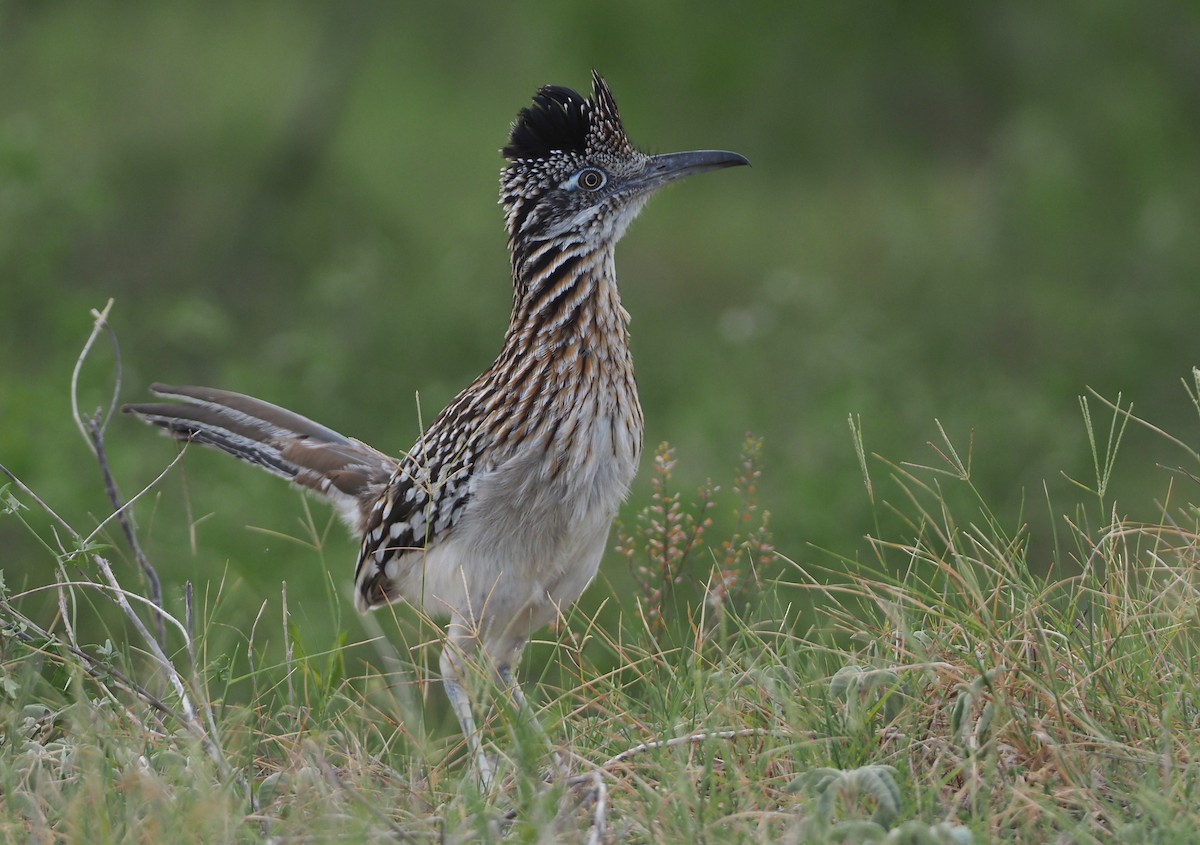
[710, 433, 776, 617]
[615, 434, 774, 635]
[790, 763, 902, 828]
[615, 442, 714, 634]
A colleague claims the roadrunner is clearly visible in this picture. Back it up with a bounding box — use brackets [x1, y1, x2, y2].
[125, 72, 748, 783]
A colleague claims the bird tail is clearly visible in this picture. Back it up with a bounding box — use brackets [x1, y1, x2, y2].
[123, 384, 397, 532]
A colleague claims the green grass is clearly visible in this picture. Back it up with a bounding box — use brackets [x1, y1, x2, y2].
[4, 317, 1200, 843]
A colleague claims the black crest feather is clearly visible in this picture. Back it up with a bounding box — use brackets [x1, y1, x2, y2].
[503, 84, 591, 162]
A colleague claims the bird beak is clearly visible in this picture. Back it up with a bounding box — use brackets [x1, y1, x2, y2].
[634, 149, 750, 193]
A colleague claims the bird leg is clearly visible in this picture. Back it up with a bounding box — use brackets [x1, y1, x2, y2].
[496, 664, 569, 779]
[439, 642, 495, 789]
[440, 612, 568, 789]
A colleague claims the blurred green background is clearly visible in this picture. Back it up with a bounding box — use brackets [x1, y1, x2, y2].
[2, 3, 1198, 652]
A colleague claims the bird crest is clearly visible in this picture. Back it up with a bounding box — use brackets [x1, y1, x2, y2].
[502, 70, 633, 163]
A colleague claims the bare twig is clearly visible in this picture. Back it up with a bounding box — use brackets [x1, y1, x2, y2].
[80, 418, 184, 547]
[0, 464, 79, 540]
[54, 566, 79, 652]
[70, 302, 168, 645]
[583, 770, 608, 845]
[9, 581, 192, 643]
[600, 727, 777, 770]
[85, 415, 167, 646]
[89, 545, 237, 780]
[70, 298, 118, 452]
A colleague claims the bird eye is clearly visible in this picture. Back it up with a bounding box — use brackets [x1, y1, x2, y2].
[576, 168, 606, 191]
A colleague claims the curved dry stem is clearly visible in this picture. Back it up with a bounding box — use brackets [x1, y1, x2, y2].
[70, 298, 117, 453]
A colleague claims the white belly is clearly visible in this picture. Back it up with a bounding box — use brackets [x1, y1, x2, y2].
[388, 407, 640, 642]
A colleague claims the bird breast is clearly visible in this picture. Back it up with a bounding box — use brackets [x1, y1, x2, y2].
[470, 353, 641, 566]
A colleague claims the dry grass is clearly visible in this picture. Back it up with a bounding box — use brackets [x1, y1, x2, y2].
[3, 310, 1200, 843]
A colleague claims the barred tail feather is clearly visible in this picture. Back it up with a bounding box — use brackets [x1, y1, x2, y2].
[123, 384, 397, 532]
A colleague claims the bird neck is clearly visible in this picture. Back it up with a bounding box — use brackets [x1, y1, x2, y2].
[467, 235, 642, 467]
[504, 237, 631, 361]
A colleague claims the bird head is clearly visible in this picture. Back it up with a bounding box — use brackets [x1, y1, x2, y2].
[500, 71, 748, 259]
